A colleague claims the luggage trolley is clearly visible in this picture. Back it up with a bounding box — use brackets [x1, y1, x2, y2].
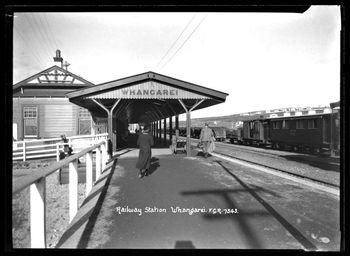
[176, 139, 187, 154]
[170, 138, 187, 154]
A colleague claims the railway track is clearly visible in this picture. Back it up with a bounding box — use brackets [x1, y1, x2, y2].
[186, 138, 340, 194]
[212, 150, 339, 190]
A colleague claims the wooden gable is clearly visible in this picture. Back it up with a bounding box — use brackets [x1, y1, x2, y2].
[13, 65, 95, 97]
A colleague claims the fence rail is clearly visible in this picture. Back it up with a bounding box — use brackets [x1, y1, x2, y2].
[13, 133, 108, 161]
[13, 139, 108, 248]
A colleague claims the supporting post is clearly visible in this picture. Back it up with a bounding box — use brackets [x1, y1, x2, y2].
[169, 116, 173, 143]
[86, 152, 93, 196]
[69, 159, 78, 222]
[163, 118, 167, 145]
[186, 111, 191, 156]
[108, 112, 113, 153]
[159, 120, 162, 142]
[91, 99, 121, 154]
[175, 115, 179, 130]
[110, 100, 121, 152]
[178, 100, 190, 156]
[30, 177, 46, 248]
[178, 99, 205, 157]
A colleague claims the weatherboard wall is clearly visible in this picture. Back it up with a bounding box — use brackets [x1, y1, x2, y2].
[12, 97, 80, 140]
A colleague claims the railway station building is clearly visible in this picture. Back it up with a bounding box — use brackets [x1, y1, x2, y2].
[13, 63, 228, 156]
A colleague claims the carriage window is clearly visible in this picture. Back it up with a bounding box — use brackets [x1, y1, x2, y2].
[307, 119, 318, 129]
[272, 121, 281, 129]
[296, 120, 306, 129]
[282, 120, 289, 129]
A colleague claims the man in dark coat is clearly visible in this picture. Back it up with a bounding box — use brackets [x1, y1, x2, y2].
[136, 124, 154, 178]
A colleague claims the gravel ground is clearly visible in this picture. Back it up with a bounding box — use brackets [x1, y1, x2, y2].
[12, 159, 86, 248]
[212, 143, 340, 187]
[187, 139, 340, 187]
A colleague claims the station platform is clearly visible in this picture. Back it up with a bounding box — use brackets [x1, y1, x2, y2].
[56, 136, 340, 250]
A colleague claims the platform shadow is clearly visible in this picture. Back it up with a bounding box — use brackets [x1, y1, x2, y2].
[181, 187, 276, 249]
[216, 160, 317, 250]
[179, 160, 318, 250]
[55, 159, 118, 248]
[147, 157, 160, 175]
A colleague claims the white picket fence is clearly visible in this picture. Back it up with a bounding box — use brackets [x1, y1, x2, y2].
[12, 140, 109, 248]
[12, 133, 109, 161]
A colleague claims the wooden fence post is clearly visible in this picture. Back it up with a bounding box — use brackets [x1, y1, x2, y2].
[101, 141, 107, 171]
[69, 159, 78, 222]
[86, 152, 93, 196]
[23, 141, 26, 161]
[56, 144, 60, 163]
[95, 147, 101, 181]
[30, 177, 46, 248]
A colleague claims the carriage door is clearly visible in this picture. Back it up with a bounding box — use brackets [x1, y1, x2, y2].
[23, 106, 38, 138]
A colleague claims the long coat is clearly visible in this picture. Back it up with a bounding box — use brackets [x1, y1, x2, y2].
[136, 132, 154, 170]
[200, 126, 214, 142]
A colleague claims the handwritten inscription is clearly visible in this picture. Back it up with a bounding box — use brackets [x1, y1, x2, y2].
[115, 206, 238, 216]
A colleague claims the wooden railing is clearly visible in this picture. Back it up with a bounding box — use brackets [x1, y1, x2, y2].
[12, 133, 108, 161]
[12, 140, 108, 248]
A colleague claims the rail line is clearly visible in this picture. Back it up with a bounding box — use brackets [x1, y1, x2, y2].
[217, 141, 340, 166]
[187, 139, 339, 195]
[212, 150, 339, 190]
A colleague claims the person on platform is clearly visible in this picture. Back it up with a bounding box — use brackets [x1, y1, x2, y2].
[199, 122, 215, 158]
[170, 129, 180, 155]
[136, 124, 154, 178]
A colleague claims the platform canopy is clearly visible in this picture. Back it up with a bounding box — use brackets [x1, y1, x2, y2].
[66, 71, 228, 124]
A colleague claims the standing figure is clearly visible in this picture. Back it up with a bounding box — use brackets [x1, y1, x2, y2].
[170, 129, 179, 155]
[199, 122, 214, 158]
[61, 134, 72, 156]
[136, 124, 154, 178]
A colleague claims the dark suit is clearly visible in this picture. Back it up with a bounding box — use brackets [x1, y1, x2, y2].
[136, 132, 154, 170]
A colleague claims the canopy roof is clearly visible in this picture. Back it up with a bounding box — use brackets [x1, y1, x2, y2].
[66, 71, 229, 123]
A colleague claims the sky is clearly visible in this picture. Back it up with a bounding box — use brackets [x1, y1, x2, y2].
[13, 6, 341, 121]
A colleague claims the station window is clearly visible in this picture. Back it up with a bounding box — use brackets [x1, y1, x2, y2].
[296, 120, 306, 129]
[307, 119, 318, 129]
[78, 108, 91, 118]
[78, 108, 92, 135]
[23, 106, 38, 137]
[24, 107, 38, 118]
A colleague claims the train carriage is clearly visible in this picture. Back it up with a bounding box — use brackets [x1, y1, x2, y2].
[210, 126, 226, 142]
[268, 112, 338, 152]
[237, 109, 339, 154]
[242, 119, 270, 146]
